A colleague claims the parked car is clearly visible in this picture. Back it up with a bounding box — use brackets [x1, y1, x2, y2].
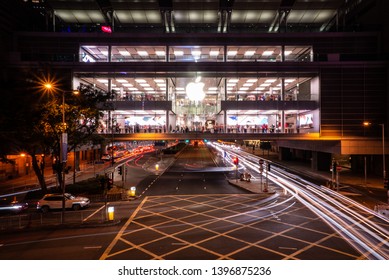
[36, 193, 90, 213]
[0, 199, 29, 215]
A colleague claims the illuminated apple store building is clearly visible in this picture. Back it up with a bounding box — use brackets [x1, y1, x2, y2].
[2, 0, 389, 173]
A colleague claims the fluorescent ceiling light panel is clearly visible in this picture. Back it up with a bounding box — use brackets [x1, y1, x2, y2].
[174, 50, 184, 56]
[284, 51, 292, 56]
[247, 79, 258, 83]
[227, 50, 237, 56]
[244, 50, 255, 56]
[155, 51, 166, 56]
[210, 51, 219, 56]
[97, 79, 108, 83]
[228, 79, 239, 83]
[116, 79, 128, 83]
[191, 50, 201, 56]
[262, 51, 274, 56]
[137, 51, 148, 56]
[101, 51, 108, 56]
[119, 51, 130, 56]
[265, 79, 277, 83]
[135, 79, 146, 83]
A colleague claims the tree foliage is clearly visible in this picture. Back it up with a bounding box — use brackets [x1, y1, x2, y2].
[0, 68, 109, 192]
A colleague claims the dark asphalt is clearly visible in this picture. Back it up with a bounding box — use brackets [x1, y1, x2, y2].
[0, 144, 382, 260]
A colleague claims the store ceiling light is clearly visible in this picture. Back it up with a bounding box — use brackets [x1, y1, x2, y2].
[262, 51, 274, 56]
[244, 50, 255, 56]
[119, 51, 130, 56]
[137, 51, 148, 56]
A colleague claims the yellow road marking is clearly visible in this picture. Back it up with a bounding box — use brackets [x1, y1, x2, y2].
[99, 197, 148, 260]
[83, 204, 108, 222]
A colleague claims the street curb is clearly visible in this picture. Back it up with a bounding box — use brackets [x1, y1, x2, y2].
[0, 218, 125, 234]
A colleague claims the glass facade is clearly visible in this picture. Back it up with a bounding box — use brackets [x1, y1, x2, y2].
[74, 43, 319, 135]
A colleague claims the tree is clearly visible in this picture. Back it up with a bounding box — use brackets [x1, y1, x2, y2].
[0, 68, 110, 192]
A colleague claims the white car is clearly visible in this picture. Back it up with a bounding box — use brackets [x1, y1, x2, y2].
[37, 193, 90, 212]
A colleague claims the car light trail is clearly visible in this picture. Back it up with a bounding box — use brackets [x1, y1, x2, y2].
[215, 142, 389, 260]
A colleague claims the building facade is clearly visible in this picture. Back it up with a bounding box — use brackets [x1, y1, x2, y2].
[1, 0, 388, 176]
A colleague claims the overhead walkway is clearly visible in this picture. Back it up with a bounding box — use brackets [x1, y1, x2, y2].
[102, 132, 325, 141]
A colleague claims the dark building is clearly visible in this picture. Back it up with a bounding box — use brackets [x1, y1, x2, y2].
[1, 0, 388, 176]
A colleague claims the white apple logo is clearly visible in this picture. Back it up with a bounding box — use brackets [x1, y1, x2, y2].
[186, 81, 205, 101]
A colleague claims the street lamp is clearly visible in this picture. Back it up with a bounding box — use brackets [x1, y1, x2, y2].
[363, 121, 386, 182]
[44, 83, 79, 223]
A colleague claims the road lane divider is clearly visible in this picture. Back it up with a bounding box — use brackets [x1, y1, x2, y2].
[83, 204, 108, 222]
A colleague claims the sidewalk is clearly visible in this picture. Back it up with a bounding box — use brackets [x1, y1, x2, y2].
[246, 147, 389, 207]
[248, 148, 386, 190]
[0, 161, 111, 196]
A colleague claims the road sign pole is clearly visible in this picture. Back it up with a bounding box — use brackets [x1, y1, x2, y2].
[336, 170, 339, 191]
[259, 159, 264, 192]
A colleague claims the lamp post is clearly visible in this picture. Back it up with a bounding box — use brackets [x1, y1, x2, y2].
[363, 121, 386, 186]
[380, 123, 386, 181]
[44, 83, 79, 223]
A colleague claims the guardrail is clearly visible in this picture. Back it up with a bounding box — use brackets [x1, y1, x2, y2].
[0, 208, 112, 231]
[0, 192, 129, 231]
